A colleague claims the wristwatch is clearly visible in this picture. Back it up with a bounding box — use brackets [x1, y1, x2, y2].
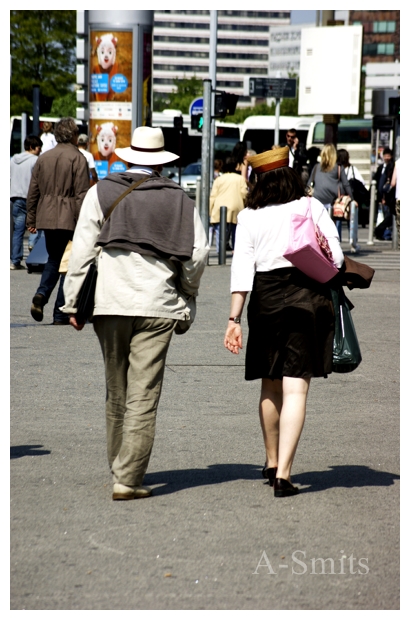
[229, 317, 241, 324]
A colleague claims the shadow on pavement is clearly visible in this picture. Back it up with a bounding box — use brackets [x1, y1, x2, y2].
[145, 463, 262, 495]
[144, 463, 399, 495]
[293, 465, 399, 493]
[10, 445, 51, 459]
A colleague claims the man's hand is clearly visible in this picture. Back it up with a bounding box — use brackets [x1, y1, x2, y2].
[27, 227, 37, 234]
[69, 314, 85, 331]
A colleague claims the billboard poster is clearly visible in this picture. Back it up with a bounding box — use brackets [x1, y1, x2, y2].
[89, 29, 133, 179]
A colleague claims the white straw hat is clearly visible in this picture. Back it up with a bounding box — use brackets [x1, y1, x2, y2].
[115, 126, 179, 165]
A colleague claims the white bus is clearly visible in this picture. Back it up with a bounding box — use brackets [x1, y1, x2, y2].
[10, 116, 88, 157]
[239, 114, 322, 154]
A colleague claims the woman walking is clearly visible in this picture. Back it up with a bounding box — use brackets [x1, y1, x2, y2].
[307, 143, 353, 241]
[224, 147, 344, 497]
[209, 157, 248, 253]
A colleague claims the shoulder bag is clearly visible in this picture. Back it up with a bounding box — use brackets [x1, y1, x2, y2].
[333, 165, 352, 221]
[75, 175, 150, 324]
[283, 196, 339, 283]
[331, 287, 362, 373]
[348, 166, 370, 207]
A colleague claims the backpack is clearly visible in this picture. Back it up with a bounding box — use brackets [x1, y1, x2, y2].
[348, 167, 370, 207]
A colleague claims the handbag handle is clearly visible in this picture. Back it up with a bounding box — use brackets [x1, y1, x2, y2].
[104, 175, 150, 221]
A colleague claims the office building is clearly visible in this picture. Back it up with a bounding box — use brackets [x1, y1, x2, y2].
[153, 10, 291, 109]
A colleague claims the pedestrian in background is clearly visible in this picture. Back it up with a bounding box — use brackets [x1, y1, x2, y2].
[26, 117, 89, 325]
[78, 133, 99, 186]
[373, 147, 396, 241]
[224, 147, 343, 497]
[231, 141, 249, 184]
[281, 128, 308, 183]
[10, 134, 43, 270]
[39, 121, 57, 154]
[391, 157, 400, 248]
[337, 148, 369, 230]
[307, 143, 353, 241]
[209, 156, 248, 253]
[62, 126, 209, 501]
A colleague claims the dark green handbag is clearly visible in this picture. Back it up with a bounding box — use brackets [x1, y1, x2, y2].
[331, 287, 362, 373]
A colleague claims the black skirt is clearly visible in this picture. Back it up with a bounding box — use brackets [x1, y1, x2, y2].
[245, 267, 335, 381]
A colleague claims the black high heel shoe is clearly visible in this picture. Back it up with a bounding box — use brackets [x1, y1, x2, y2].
[274, 478, 299, 497]
[262, 465, 277, 487]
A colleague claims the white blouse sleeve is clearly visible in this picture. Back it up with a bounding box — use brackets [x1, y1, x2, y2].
[311, 197, 344, 268]
[352, 166, 366, 186]
[230, 213, 256, 292]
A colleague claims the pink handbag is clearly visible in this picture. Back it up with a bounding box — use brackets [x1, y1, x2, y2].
[283, 197, 339, 283]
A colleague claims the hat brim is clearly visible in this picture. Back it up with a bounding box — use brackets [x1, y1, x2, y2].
[115, 147, 179, 166]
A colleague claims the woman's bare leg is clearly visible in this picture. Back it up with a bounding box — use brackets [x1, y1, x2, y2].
[259, 378, 283, 468]
[276, 376, 310, 481]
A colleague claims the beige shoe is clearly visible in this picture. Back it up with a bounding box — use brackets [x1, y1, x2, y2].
[112, 483, 152, 501]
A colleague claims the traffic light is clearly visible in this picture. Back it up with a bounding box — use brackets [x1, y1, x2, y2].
[191, 114, 203, 131]
[389, 97, 400, 117]
[173, 115, 183, 129]
[214, 92, 239, 119]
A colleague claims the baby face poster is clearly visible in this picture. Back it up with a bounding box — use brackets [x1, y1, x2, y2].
[90, 30, 133, 103]
[89, 30, 133, 178]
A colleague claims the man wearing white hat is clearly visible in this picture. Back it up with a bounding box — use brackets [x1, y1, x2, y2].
[61, 126, 209, 500]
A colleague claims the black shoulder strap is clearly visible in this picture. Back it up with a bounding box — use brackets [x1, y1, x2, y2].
[104, 175, 150, 221]
[311, 164, 318, 183]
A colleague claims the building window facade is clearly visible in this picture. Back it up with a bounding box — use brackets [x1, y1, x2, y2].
[152, 9, 291, 108]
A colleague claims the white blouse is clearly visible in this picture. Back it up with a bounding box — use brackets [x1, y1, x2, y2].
[230, 196, 344, 292]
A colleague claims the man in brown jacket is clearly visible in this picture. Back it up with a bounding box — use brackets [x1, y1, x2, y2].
[26, 117, 90, 325]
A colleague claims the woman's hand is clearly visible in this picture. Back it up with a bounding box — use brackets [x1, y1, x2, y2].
[69, 314, 85, 331]
[224, 322, 242, 355]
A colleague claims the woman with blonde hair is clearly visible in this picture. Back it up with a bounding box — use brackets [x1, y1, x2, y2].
[307, 143, 353, 241]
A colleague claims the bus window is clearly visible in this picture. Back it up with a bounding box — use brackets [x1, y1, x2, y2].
[309, 119, 372, 147]
[243, 128, 309, 153]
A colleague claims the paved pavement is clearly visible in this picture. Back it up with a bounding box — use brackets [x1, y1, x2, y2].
[10, 233, 399, 610]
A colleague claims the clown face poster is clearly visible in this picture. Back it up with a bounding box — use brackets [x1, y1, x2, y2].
[89, 30, 133, 179]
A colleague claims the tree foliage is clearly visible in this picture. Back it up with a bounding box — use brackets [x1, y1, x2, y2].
[45, 91, 78, 118]
[10, 10, 76, 116]
[154, 76, 203, 113]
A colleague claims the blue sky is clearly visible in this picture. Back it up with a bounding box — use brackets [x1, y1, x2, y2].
[291, 10, 316, 25]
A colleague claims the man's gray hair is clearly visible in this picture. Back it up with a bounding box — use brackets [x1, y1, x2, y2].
[54, 117, 79, 144]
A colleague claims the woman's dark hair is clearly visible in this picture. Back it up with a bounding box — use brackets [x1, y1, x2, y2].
[246, 166, 307, 210]
[54, 117, 79, 143]
[337, 148, 350, 167]
[222, 157, 238, 173]
[230, 141, 248, 165]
